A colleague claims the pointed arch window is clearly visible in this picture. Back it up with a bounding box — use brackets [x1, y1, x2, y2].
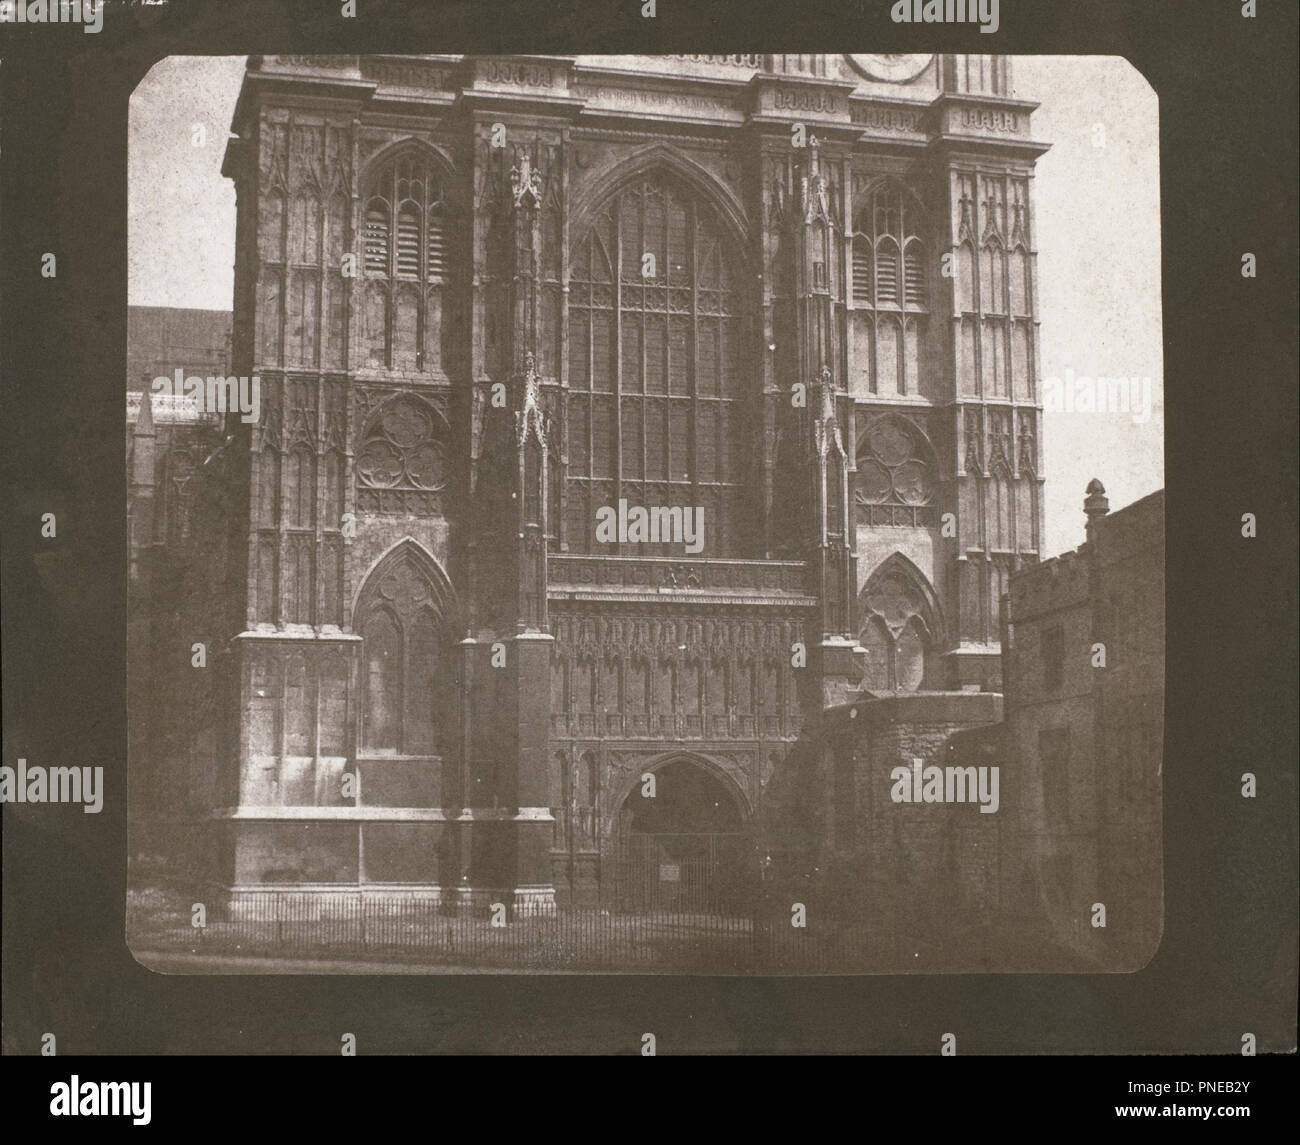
[852, 185, 928, 311]
[362, 152, 448, 284]
[852, 183, 929, 397]
[858, 559, 939, 693]
[360, 147, 452, 373]
[356, 547, 454, 756]
[567, 169, 748, 556]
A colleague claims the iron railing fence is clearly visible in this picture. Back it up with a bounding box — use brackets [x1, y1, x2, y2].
[127, 880, 1070, 972]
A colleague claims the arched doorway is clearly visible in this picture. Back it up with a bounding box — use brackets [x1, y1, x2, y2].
[612, 758, 756, 916]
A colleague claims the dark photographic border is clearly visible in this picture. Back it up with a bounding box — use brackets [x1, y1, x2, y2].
[1, 0, 1296, 1059]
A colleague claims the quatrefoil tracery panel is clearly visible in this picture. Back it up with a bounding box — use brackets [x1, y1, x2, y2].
[356, 396, 448, 494]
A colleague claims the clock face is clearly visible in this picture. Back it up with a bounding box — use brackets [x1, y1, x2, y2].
[845, 54, 934, 83]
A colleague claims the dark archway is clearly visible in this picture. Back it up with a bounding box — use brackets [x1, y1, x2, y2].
[612, 757, 756, 916]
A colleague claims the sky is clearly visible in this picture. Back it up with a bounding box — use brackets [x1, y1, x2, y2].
[128, 55, 1163, 559]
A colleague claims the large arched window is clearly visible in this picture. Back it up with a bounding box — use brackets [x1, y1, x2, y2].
[355, 545, 455, 756]
[360, 147, 450, 373]
[567, 170, 748, 556]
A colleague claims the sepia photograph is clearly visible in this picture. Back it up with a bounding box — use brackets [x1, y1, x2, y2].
[120, 51, 1168, 974]
[1, 0, 1297, 1116]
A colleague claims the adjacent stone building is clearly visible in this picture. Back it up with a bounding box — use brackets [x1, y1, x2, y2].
[151, 53, 1053, 925]
[1001, 482, 1165, 969]
[127, 307, 231, 846]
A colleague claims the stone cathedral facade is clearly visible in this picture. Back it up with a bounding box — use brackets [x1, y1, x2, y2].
[187, 53, 1048, 917]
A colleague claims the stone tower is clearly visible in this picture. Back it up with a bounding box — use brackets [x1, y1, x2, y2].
[196, 53, 1047, 914]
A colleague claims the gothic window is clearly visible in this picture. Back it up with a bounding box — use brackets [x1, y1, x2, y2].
[567, 170, 747, 555]
[858, 558, 938, 693]
[852, 185, 927, 311]
[355, 395, 449, 515]
[363, 152, 446, 283]
[356, 546, 453, 756]
[361, 147, 450, 372]
[851, 182, 929, 397]
[854, 415, 938, 526]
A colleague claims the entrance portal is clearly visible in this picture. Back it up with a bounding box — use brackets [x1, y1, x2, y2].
[612, 759, 756, 916]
